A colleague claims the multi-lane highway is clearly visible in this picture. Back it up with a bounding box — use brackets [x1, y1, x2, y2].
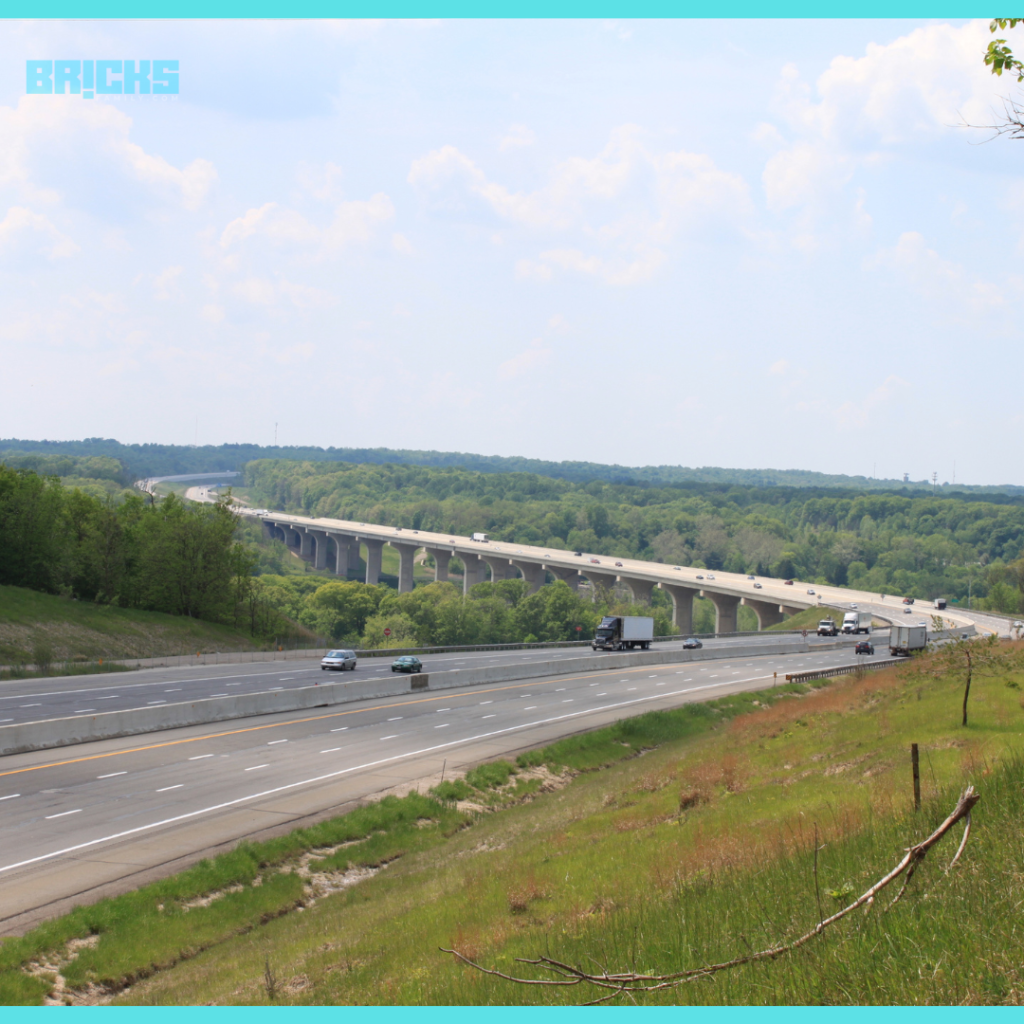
[0, 639, 892, 934]
[0, 634, 846, 728]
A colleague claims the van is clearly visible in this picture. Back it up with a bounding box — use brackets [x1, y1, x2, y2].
[321, 649, 358, 672]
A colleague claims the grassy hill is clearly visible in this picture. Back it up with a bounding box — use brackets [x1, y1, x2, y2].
[3, 642, 1022, 1005]
[0, 585, 268, 665]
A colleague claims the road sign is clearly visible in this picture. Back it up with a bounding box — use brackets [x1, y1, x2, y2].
[383, 627, 392, 637]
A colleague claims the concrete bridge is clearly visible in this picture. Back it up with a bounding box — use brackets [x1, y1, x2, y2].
[242, 509, 990, 636]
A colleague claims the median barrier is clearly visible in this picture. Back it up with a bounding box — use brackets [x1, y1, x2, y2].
[0, 638, 848, 757]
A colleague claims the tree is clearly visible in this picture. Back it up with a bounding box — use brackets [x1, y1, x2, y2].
[977, 19, 1024, 138]
[930, 620, 1006, 726]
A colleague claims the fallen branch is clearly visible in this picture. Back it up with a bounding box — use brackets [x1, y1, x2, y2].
[441, 786, 979, 1001]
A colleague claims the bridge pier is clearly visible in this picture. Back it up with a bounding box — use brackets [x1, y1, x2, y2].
[703, 591, 740, 633]
[620, 576, 654, 604]
[483, 556, 515, 583]
[306, 529, 330, 570]
[582, 570, 617, 601]
[742, 598, 786, 630]
[329, 534, 357, 577]
[390, 541, 419, 593]
[460, 551, 486, 593]
[298, 530, 314, 561]
[424, 547, 451, 583]
[512, 560, 546, 595]
[660, 583, 699, 634]
[546, 565, 582, 592]
[361, 538, 384, 586]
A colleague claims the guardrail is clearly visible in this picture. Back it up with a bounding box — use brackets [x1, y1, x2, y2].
[785, 658, 908, 684]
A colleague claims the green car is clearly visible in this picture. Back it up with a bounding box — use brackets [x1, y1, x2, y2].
[391, 655, 423, 673]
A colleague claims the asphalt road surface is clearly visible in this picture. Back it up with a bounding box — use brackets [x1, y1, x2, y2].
[0, 634, 857, 727]
[0, 640, 890, 934]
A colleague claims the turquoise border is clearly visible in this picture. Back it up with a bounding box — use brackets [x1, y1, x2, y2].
[0, 3, 999, 17]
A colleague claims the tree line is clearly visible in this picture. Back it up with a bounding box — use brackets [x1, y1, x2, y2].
[0, 463, 281, 634]
[243, 460, 1024, 615]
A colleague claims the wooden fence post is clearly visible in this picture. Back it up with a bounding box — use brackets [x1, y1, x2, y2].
[911, 743, 921, 811]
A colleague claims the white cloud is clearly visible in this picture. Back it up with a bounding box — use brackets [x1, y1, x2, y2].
[0, 96, 216, 210]
[538, 246, 667, 286]
[220, 194, 394, 257]
[392, 232, 414, 255]
[499, 124, 536, 151]
[499, 337, 551, 378]
[0, 205, 78, 259]
[870, 231, 1004, 312]
[153, 265, 183, 300]
[833, 374, 907, 428]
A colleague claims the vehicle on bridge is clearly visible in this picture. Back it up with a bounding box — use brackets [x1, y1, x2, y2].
[471, 533, 489, 543]
[682, 637, 703, 649]
[592, 615, 654, 652]
[935, 598, 947, 610]
[854, 640, 874, 655]
[890, 623, 927, 657]
[817, 618, 839, 636]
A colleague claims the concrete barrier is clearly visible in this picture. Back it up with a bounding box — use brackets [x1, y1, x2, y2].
[0, 638, 847, 757]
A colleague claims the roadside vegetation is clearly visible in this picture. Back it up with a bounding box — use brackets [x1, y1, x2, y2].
[3, 642, 1022, 1005]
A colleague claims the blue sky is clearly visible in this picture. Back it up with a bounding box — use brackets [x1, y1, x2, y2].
[1, 19, 1021, 484]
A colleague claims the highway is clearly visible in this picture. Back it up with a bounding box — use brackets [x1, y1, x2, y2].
[0, 634, 848, 728]
[0, 640, 891, 935]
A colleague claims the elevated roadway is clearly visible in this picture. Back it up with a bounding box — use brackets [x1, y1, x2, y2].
[247, 509, 1001, 636]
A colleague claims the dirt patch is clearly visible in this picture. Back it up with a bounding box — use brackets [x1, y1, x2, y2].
[23, 934, 115, 1007]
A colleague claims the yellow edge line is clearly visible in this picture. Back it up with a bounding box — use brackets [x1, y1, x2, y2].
[0, 667, 648, 779]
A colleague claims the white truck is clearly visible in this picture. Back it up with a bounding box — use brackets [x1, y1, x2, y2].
[890, 623, 927, 657]
[817, 618, 838, 636]
[471, 533, 489, 543]
[842, 610, 872, 634]
[592, 615, 654, 651]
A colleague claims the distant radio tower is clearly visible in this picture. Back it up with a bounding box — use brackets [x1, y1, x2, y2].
[274, 422, 278, 447]
[932, 471, 938, 492]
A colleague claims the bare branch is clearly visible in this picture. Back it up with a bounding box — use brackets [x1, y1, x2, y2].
[442, 787, 980, 999]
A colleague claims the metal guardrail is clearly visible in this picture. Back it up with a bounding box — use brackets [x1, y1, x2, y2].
[785, 658, 907, 684]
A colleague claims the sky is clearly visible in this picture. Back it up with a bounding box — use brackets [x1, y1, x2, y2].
[1, 18, 1022, 485]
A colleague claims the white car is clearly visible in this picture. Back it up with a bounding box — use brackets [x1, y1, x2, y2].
[321, 649, 357, 671]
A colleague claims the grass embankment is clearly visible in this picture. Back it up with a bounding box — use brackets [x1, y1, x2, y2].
[4, 645, 1024, 1005]
[0, 584, 265, 665]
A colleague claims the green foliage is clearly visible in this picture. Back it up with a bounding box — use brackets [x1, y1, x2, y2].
[464, 760, 516, 790]
[244, 460, 1024, 610]
[986, 18, 1024, 80]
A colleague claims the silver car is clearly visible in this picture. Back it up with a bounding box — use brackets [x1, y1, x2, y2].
[321, 649, 357, 672]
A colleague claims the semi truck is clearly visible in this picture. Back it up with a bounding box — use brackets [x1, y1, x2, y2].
[842, 610, 872, 634]
[592, 615, 654, 651]
[817, 618, 838, 636]
[890, 623, 928, 657]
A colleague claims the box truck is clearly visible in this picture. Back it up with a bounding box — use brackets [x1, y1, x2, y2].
[890, 623, 928, 657]
[817, 618, 838, 636]
[842, 610, 872, 634]
[592, 615, 654, 651]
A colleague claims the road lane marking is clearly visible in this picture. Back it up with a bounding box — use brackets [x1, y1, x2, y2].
[387, 717, 403, 722]
[45, 809, 81, 819]
[596, 693, 607, 696]
[188, 754, 214, 760]
[211, 693, 229, 697]
[320, 748, 341, 753]
[98, 772, 127, 779]
[482, 714, 496, 719]
[0, 662, 810, 780]
[435, 723, 450, 728]
[147, 701, 166, 705]
[157, 785, 183, 792]
[244, 765, 268, 771]
[0, 674, 775, 876]
[20, 704, 41, 708]
[562, 699, 573, 703]
[0, 794, 20, 801]
[268, 739, 287, 745]
[380, 735, 398, 740]
[479, 701, 493, 705]
[74, 709, 97, 714]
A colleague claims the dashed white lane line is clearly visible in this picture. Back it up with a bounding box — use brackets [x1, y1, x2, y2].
[380, 735, 399, 741]
[320, 748, 341, 753]
[278, 678, 294, 681]
[627, 688, 637, 691]
[157, 785, 183, 793]
[211, 693, 229, 697]
[482, 714, 496, 719]
[45, 809, 81, 819]
[188, 755, 214, 761]
[74, 709, 97, 714]
[436, 709, 451, 713]
[268, 739, 287, 745]
[330, 727, 348, 733]
[0, 719, 12, 723]
[20, 704, 41, 708]
[1, 672, 776, 877]
[435, 723, 450, 729]
[147, 701, 166, 705]
[596, 693, 607, 696]
[387, 717, 403, 722]
[480, 701, 493, 705]
[268, 687, 283, 691]
[98, 771, 127, 779]
[562, 699, 573, 703]
[164, 690, 181, 693]
[244, 764, 269, 771]
[0, 793, 20, 801]
[555, 688, 566, 692]
[98, 695, 119, 700]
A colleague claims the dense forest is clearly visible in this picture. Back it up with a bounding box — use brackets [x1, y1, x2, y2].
[0, 464, 276, 634]
[243, 460, 1024, 615]
[4, 437, 1020, 495]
